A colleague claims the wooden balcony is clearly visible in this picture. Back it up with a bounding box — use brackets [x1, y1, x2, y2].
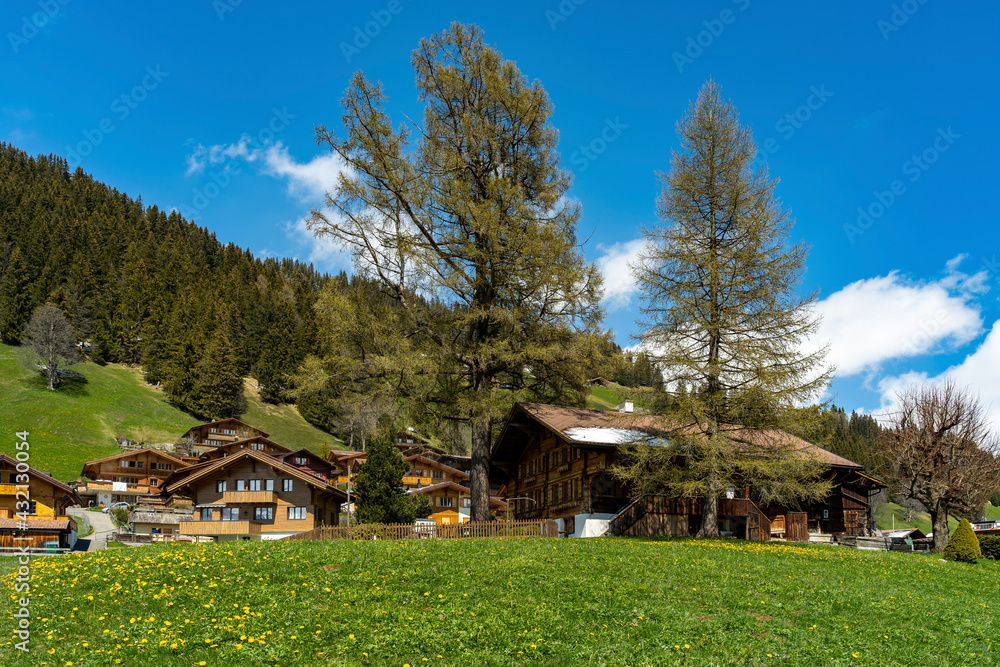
[402, 476, 435, 487]
[0, 483, 22, 496]
[222, 490, 277, 504]
[179, 520, 261, 536]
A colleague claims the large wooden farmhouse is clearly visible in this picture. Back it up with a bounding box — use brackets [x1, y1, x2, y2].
[490, 403, 884, 540]
[0, 454, 82, 553]
[178, 418, 270, 456]
[165, 448, 348, 541]
[74, 448, 188, 507]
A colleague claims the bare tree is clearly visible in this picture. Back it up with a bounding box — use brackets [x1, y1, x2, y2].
[881, 380, 1000, 551]
[23, 304, 81, 390]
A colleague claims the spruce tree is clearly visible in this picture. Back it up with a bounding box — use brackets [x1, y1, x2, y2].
[191, 327, 246, 420]
[944, 518, 982, 563]
[353, 434, 416, 525]
[0, 247, 33, 344]
[615, 80, 832, 537]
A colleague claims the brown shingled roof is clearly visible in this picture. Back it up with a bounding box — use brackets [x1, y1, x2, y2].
[498, 403, 864, 469]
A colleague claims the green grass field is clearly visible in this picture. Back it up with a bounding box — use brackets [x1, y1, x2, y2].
[0, 344, 338, 482]
[2, 536, 998, 666]
[870, 501, 1000, 535]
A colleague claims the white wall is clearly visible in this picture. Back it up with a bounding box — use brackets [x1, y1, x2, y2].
[571, 512, 615, 538]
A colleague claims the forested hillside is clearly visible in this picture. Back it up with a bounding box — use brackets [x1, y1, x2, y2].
[0, 143, 345, 419]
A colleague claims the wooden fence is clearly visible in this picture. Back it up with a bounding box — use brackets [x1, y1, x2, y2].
[282, 519, 559, 542]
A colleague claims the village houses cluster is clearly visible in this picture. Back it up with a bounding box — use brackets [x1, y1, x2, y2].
[1, 398, 891, 554]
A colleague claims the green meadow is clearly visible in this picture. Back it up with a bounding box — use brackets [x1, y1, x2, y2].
[0, 344, 339, 481]
[2, 536, 997, 666]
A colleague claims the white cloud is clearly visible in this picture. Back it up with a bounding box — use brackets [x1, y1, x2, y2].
[877, 321, 1000, 434]
[286, 216, 352, 269]
[260, 144, 349, 202]
[813, 258, 985, 377]
[595, 238, 645, 310]
[184, 139, 349, 203]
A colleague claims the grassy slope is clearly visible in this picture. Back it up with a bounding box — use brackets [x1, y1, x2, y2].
[873, 501, 982, 535]
[2, 537, 999, 666]
[0, 345, 337, 482]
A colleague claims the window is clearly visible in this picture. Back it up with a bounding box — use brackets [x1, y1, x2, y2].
[254, 507, 274, 521]
[251, 442, 264, 450]
[236, 479, 247, 491]
[249, 479, 261, 491]
[264, 479, 274, 491]
[288, 507, 307, 520]
[432, 470, 443, 479]
[294, 456, 308, 465]
[210, 427, 217, 433]
[216, 480, 227, 493]
[221, 507, 239, 521]
[282, 479, 293, 492]
[439, 497, 453, 508]
[462, 498, 471, 508]
[200, 508, 214, 521]
[136, 461, 144, 469]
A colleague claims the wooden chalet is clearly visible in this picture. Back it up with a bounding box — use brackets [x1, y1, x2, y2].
[0, 454, 82, 553]
[333, 452, 470, 491]
[275, 448, 338, 484]
[75, 448, 188, 506]
[166, 449, 348, 541]
[406, 481, 508, 525]
[490, 403, 885, 540]
[178, 419, 269, 455]
[198, 436, 291, 462]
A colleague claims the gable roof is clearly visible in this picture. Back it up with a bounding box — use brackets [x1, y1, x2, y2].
[493, 402, 865, 470]
[83, 447, 188, 468]
[180, 419, 269, 440]
[0, 454, 79, 496]
[406, 481, 507, 508]
[166, 449, 347, 500]
[404, 454, 469, 480]
[198, 436, 290, 459]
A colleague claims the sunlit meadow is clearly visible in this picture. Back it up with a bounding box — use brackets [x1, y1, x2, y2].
[2, 537, 998, 666]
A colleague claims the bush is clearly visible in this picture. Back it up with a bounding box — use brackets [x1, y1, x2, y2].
[978, 534, 1000, 560]
[944, 518, 982, 563]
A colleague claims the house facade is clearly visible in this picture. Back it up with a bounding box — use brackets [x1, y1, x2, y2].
[75, 448, 188, 506]
[0, 454, 81, 552]
[406, 481, 508, 525]
[167, 449, 348, 541]
[178, 419, 270, 456]
[490, 403, 884, 540]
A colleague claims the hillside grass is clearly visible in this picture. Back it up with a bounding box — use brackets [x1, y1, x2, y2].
[0, 344, 338, 483]
[586, 382, 651, 411]
[3, 537, 999, 666]
[871, 501, 999, 535]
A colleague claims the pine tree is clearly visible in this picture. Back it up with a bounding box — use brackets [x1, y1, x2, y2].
[0, 247, 33, 344]
[615, 80, 832, 537]
[309, 23, 603, 520]
[353, 434, 416, 525]
[191, 327, 246, 420]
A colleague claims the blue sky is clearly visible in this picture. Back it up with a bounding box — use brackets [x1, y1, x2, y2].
[3, 1, 998, 426]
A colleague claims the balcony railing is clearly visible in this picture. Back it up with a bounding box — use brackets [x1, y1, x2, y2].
[402, 476, 435, 486]
[179, 520, 262, 536]
[0, 483, 22, 496]
[222, 490, 277, 504]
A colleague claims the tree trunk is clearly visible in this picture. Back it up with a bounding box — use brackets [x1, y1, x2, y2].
[930, 501, 950, 552]
[470, 417, 492, 522]
[698, 491, 720, 538]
